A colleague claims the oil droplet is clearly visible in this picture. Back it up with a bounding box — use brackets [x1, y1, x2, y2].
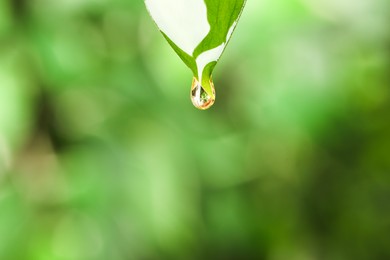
[190, 77, 216, 110]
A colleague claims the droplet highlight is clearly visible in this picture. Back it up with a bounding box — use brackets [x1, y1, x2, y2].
[190, 77, 216, 110]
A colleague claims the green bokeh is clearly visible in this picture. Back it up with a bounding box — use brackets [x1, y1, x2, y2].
[0, 0, 389, 259]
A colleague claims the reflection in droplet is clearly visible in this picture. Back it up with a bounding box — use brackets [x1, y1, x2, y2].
[190, 77, 216, 110]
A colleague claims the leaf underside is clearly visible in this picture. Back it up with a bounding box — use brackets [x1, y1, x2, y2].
[160, 0, 246, 96]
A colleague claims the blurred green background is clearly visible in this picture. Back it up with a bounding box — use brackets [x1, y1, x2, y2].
[1, 0, 390, 259]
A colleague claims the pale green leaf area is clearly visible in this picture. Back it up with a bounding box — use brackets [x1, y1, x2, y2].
[160, 0, 246, 96]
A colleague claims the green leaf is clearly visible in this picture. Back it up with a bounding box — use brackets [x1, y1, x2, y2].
[193, 0, 246, 59]
[145, 0, 246, 97]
